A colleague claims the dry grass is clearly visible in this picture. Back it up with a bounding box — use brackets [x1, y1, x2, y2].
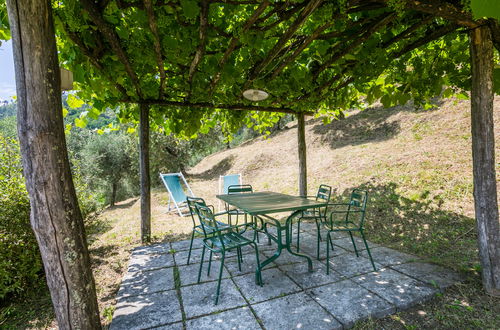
[3, 97, 499, 328]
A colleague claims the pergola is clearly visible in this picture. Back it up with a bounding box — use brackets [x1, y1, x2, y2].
[5, 0, 500, 328]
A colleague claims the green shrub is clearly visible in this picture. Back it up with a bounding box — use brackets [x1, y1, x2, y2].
[0, 136, 42, 299]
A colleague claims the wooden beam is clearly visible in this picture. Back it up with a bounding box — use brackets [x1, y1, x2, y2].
[137, 99, 312, 115]
[6, 0, 101, 327]
[244, 0, 323, 90]
[252, 2, 306, 32]
[144, 0, 167, 99]
[188, 0, 209, 89]
[313, 12, 396, 81]
[297, 112, 307, 197]
[270, 21, 333, 79]
[393, 23, 458, 58]
[381, 15, 433, 48]
[469, 25, 500, 296]
[139, 103, 151, 243]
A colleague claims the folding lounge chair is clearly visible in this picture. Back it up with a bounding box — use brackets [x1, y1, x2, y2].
[160, 172, 194, 217]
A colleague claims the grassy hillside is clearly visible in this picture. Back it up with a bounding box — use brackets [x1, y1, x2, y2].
[3, 97, 499, 328]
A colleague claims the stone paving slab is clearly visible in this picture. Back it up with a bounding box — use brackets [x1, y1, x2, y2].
[331, 236, 380, 252]
[232, 268, 301, 304]
[128, 252, 175, 272]
[117, 267, 174, 298]
[252, 292, 342, 330]
[178, 261, 231, 287]
[111, 226, 462, 330]
[110, 289, 182, 330]
[131, 243, 172, 256]
[261, 249, 305, 266]
[185, 306, 260, 330]
[327, 252, 383, 277]
[224, 251, 270, 276]
[391, 262, 463, 289]
[181, 279, 247, 319]
[280, 260, 343, 289]
[170, 238, 204, 252]
[173, 248, 206, 266]
[154, 322, 184, 330]
[360, 246, 420, 267]
[307, 279, 396, 328]
[352, 268, 439, 309]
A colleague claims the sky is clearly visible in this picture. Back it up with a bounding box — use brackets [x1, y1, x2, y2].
[0, 40, 17, 102]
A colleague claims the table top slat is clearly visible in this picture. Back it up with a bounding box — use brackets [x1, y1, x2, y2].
[216, 191, 328, 215]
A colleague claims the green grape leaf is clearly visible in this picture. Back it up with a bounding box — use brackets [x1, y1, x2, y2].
[471, 0, 500, 21]
[67, 94, 85, 109]
[180, 0, 199, 20]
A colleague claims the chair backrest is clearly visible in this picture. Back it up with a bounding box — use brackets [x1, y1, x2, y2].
[221, 174, 241, 194]
[346, 189, 368, 228]
[186, 196, 207, 227]
[160, 172, 192, 203]
[228, 184, 253, 194]
[316, 184, 332, 202]
[194, 203, 223, 241]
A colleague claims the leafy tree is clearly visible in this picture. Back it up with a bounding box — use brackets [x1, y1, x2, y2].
[0, 135, 41, 299]
[80, 132, 135, 206]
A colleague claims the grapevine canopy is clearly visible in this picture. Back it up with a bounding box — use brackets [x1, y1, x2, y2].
[36, 0, 500, 135]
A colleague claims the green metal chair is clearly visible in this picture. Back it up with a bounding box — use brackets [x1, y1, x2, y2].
[186, 196, 230, 265]
[193, 203, 262, 304]
[296, 184, 332, 259]
[226, 184, 253, 225]
[324, 189, 376, 274]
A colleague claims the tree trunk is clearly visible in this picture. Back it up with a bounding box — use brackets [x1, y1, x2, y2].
[297, 113, 307, 197]
[469, 25, 500, 296]
[6, 0, 102, 327]
[111, 182, 117, 207]
[140, 103, 151, 243]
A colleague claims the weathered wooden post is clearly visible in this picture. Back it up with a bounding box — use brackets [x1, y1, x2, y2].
[139, 103, 151, 243]
[469, 25, 500, 296]
[297, 112, 307, 197]
[6, 0, 101, 327]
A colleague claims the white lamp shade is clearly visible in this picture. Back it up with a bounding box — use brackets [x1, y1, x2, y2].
[243, 89, 269, 101]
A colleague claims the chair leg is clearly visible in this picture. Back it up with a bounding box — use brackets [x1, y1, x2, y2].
[361, 230, 377, 271]
[187, 230, 195, 265]
[214, 251, 225, 305]
[326, 232, 331, 275]
[236, 247, 242, 271]
[207, 249, 213, 276]
[252, 243, 263, 286]
[315, 219, 322, 241]
[296, 218, 301, 252]
[316, 223, 321, 260]
[348, 231, 359, 257]
[197, 246, 206, 283]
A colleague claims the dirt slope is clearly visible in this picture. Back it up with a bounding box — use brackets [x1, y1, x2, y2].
[188, 98, 499, 216]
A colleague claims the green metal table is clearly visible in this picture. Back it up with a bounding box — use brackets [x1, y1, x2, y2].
[216, 191, 329, 284]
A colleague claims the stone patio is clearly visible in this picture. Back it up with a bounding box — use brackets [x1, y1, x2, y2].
[110, 223, 462, 329]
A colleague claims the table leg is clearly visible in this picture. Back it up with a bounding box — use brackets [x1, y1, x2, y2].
[257, 217, 283, 270]
[285, 210, 313, 272]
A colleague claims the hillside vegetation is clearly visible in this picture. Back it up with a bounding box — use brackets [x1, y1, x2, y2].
[3, 97, 499, 328]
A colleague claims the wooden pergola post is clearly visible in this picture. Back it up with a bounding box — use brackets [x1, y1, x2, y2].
[139, 103, 151, 243]
[6, 0, 101, 327]
[297, 113, 307, 197]
[469, 25, 500, 296]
